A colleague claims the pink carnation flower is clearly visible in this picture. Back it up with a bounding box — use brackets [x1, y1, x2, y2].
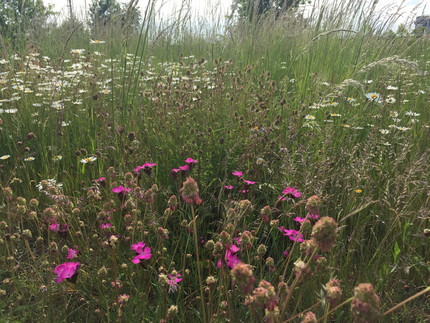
[278, 186, 301, 200]
[131, 242, 152, 264]
[232, 171, 242, 177]
[50, 223, 60, 232]
[54, 262, 80, 283]
[67, 248, 78, 259]
[185, 158, 197, 165]
[112, 186, 131, 194]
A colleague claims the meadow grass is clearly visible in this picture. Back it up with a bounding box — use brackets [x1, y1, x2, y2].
[0, 0, 429, 321]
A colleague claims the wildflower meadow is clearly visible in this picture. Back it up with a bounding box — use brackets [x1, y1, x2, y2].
[0, 0, 429, 321]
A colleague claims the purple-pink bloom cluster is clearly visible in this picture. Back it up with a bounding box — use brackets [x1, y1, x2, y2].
[134, 162, 156, 176]
[171, 158, 197, 177]
[67, 248, 78, 259]
[112, 186, 131, 194]
[278, 186, 301, 200]
[218, 244, 241, 269]
[131, 242, 152, 264]
[54, 262, 80, 283]
[278, 226, 304, 242]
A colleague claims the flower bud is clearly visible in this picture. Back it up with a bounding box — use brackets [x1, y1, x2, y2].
[168, 195, 178, 211]
[257, 244, 266, 257]
[206, 276, 217, 286]
[29, 198, 39, 208]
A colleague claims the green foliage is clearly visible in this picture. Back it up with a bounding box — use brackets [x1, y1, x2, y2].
[88, 0, 141, 36]
[233, 0, 307, 22]
[0, 0, 53, 50]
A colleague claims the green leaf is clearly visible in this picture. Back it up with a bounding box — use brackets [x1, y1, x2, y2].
[393, 241, 400, 263]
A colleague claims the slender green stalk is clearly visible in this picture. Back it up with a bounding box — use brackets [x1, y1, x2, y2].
[191, 205, 207, 323]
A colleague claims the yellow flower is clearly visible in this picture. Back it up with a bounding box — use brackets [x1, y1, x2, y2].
[354, 189, 362, 193]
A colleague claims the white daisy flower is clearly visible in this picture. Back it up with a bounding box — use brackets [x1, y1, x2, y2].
[80, 156, 97, 164]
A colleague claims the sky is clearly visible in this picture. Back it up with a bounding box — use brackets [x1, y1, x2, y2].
[44, 0, 428, 30]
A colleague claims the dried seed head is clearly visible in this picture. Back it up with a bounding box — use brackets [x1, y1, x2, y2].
[350, 283, 380, 323]
[311, 217, 338, 252]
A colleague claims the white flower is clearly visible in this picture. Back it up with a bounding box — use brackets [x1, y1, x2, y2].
[24, 157, 35, 161]
[379, 129, 390, 134]
[53, 155, 62, 161]
[81, 156, 97, 164]
[405, 111, 420, 117]
[386, 85, 398, 90]
[385, 97, 396, 104]
[256, 158, 264, 165]
[304, 114, 315, 120]
[365, 92, 382, 103]
[71, 49, 85, 54]
[0, 155, 10, 160]
[90, 39, 105, 44]
[396, 126, 409, 131]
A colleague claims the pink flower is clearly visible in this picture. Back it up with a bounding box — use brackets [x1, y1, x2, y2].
[218, 245, 241, 269]
[134, 162, 156, 176]
[243, 179, 255, 186]
[112, 186, 131, 194]
[170, 168, 181, 176]
[185, 158, 197, 165]
[131, 242, 152, 264]
[293, 216, 306, 223]
[118, 294, 130, 303]
[54, 262, 80, 283]
[179, 165, 189, 171]
[229, 244, 240, 253]
[99, 223, 111, 229]
[278, 186, 301, 200]
[232, 171, 242, 177]
[307, 213, 319, 220]
[67, 248, 78, 259]
[278, 227, 304, 242]
[168, 273, 182, 284]
[50, 223, 60, 232]
[168, 272, 182, 293]
[224, 185, 233, 190]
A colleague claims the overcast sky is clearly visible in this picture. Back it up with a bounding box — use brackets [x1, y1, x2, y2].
[44, 0, 428, 29]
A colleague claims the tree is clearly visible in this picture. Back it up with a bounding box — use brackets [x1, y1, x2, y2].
[233, 0, 307, 22]
[0, 0, 53, 47]
[89, 0, 141, 36]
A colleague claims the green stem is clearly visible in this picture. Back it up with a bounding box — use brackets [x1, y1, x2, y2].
[191, 204, 207, 323]
[316, 297, 353, 322]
